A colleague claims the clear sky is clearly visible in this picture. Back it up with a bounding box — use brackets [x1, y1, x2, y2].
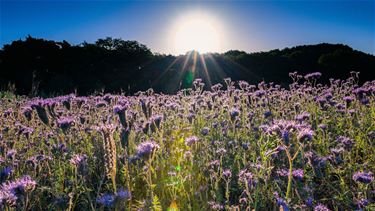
[1, 0, 374, 55]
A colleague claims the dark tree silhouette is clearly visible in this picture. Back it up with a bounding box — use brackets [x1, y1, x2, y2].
[0, 36, 374, 96]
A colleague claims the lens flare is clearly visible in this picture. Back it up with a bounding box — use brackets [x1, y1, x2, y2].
[170, 12, 224, 54]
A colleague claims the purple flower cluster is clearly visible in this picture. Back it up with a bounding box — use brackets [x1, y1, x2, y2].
[185, 136, 200, 146]
[274, 192, 289, 211]
[222, 169, 232, 179]
[353, 171, 374, 184]
[297, 128, 314, 141]
[136, 141, 160, 158]
[96, 189, 131, 207]
[304, 72, 322, 80]
[207, 201, 224, 210]
[57, 117, 75, 131]
[314, 204, 330, 211]
[0, 72, 373, 209]
[70, 154, 87, 166]
[276, 169, 304, 180]
[295, 111, 310, 122]
[0, 176, 36, 207]
[238, 169, 256, 189]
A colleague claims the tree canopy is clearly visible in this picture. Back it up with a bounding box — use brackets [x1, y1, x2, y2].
[1, 36, 374, 96]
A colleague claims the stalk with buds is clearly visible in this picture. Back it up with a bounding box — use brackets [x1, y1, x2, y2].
[98, 124, 117, 192]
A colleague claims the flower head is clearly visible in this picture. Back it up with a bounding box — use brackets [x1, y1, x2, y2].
[223, 169, 232, 179]
[116, 189, 131, 200]
[96, 193, 115, 207]
[57, 117, 75, 131]
[1, 175, 37, 206]
[353, 171, 374, 184]
[304, 72, 322, 80]
[136, 141, 160, 158]
[230, 108, 240, 121]
[314, 204, 330, 211]
[298, 128, 314, 141]
[201, 127, 210, 136]
[185, 136, 200, 146]
[69, 154, 87, 166]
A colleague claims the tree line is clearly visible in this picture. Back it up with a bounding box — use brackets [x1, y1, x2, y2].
[1, 36, 374, 96]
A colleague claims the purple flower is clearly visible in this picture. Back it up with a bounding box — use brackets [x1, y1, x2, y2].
[314, 204, 330, 211]
[95, 101, 108, 108]
[353, 171, 374, 184]
[242, 142, 250, 150]
[97, 193, 115, 207]
[185, 136, 200, 146]
[264, 110, 272, 118]
[297, 128, 314, 141]
[151, 115, 163, 129]
[18, 126, 34, 138]
[281, 130, 290, 145]
[343, 96, 355, 105]
[330, 147, 345, 155]
[216, 148, 227, 156]
[238, 169, 255, 188]
[136, 141, 160, 158]
[356, 198, 370, 208]
[306, 197, 313, 207]
[208, 160, 220, 169]
[295, 112, 310, 122]
[21, 106, 33, 121]
[274, 192, 289, 211]
[0, 167, 12, 183]
[276, 169, 289, 177]
[187, 113, 195, 123]
[114, 105, 126, 115]
[69, 154, 87, 166]
[276, 169, 304, 180]
[116, 189, 131, 200]
[318, 124, 327, 130]
[0, 191, 17, 207]
[201, 127, 210, 136]
[254, 90, 266, 98]
[57, 117, 75, 131]
[230, 108, 240, 121]
[207, 201, 224, 210]
[1, 175, 37, 206]
[304, 72, 322, 80]
[336, 136, 354, 150]
[6, 150, 16, 160]
[292, 169, 304, 180]
[223, 169, 232, 179]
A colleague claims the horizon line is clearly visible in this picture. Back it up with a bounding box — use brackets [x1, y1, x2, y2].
[1, 35, 374, 56]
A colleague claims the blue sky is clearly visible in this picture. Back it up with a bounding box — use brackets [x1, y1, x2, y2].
[1, 0, 374, 54]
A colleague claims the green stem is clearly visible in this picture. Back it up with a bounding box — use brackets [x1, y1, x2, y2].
[286, 158, 293, 200]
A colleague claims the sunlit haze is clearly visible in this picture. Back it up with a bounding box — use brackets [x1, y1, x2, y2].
[169, 12, 224, 54]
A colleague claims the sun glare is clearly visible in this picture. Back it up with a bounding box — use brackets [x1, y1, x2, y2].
[170, 12, 223, 55]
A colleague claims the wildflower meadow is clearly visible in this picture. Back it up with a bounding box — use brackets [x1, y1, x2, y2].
[0, 72, 374, 210]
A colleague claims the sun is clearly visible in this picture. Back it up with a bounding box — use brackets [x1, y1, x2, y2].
[170, 12, 223, 55]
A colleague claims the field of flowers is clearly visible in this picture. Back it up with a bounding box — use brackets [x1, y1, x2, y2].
[0, 72, 374, 210]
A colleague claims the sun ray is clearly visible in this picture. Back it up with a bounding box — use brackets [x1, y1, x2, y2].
[199, 54, 212, 88]
[205, 53, 227, 83]
[222, 55, 263, 81]
[151, 56, 182, 87]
